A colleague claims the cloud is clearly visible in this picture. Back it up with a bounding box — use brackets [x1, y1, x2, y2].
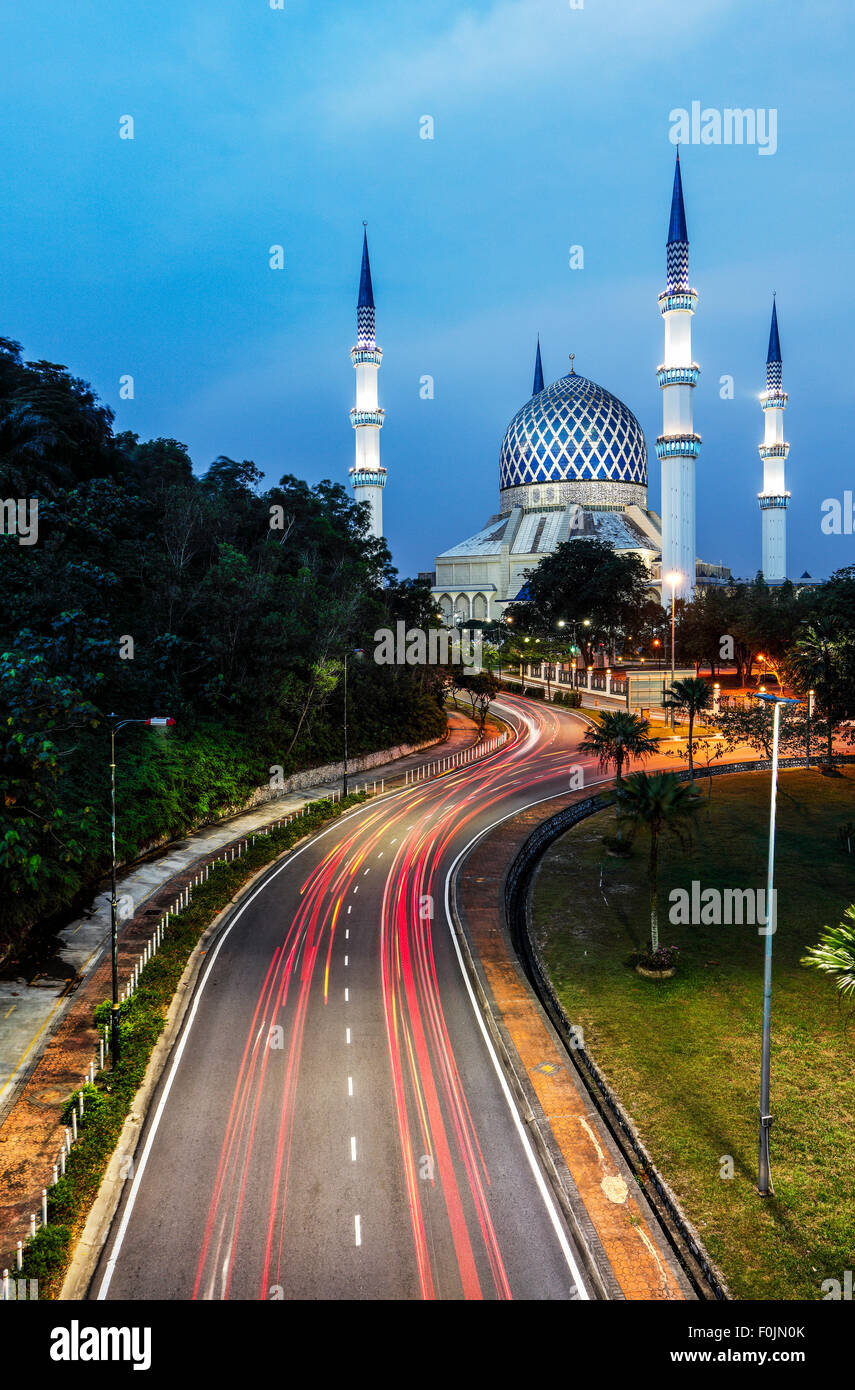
[318, 0, 740, 128]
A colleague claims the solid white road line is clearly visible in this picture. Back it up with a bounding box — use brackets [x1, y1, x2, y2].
[442, 770, 612, 1304]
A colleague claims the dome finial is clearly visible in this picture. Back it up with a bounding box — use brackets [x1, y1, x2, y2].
[569, 352, 576, 375]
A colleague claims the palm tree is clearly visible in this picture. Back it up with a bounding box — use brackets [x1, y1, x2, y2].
[579, 711, 659, 785]
[783, 619, 847, 770]
[801, 905, 855, 1006]
[616, 771, 702, 952]
[663, 676, 714, 781]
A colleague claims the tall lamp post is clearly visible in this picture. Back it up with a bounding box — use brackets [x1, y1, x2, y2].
[109, 715, 175, 1068]
[665, 571, 682, 727]
[341, 649, 364, 797]
[752, 691, 801, 1196]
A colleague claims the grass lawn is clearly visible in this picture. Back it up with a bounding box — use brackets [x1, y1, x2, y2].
[532, 769, 855, 1300]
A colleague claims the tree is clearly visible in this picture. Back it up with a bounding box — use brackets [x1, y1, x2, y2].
[579, 711, 659, 785]
[782, 617, 853, 770]
[801, 906, 855, 1007]
[615, 772, 701, 952]
[458, 670, 500, 734]
[663, 677, 713, 780]
[504, 539, 650, 668]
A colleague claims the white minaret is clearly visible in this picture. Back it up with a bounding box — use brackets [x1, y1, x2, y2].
[758, 297, 789, 582]
[657, 151, 701, 605]
[349, 225, 386, 539]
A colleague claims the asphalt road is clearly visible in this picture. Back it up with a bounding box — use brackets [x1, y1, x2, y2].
[93, 695, 602, 1302]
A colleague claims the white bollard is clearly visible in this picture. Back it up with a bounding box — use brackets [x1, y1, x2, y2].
[60, 1149, 66, 1176]
[52, 1164, 58, 1186]
[16, 1242, 22, 1271]
[71, 1110, 77, 1142]
[99, 1037, 105, 1070]
[89, 1060, 94, 1085]
[42, 1189, 47, 1226]
[79, 1088, 84, 1116]
[29, 1214, 36, 1239]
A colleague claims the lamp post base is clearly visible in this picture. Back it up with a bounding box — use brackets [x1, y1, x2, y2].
[758, 1112, 774, 1196]
[111, 1004, 122, 1069]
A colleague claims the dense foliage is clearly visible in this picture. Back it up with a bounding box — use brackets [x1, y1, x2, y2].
[0, 338, 445, 950]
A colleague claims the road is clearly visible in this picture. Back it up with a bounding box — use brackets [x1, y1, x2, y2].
[92, 695, 610, 1301]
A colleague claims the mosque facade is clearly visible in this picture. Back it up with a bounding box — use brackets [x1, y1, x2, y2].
[347, 156, 790, 617]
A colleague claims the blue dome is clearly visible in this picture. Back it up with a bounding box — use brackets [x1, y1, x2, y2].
[499, 372, 647, 492]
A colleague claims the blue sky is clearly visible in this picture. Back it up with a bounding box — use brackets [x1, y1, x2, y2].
[1, 0, 852, 583]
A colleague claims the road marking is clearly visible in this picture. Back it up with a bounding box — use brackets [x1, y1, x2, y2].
[94, 793, 393, 1300]
[344, 955, 348, 966]
[344, 988, 349, 1002]
[377, 852, 384, 859]
[363, 868, 370, 876]
[347, 906, 352, 915]
[353, 886, 358, 894]
[441, 771, 615, 1303]
[4, 1005, 16, 1019]
[345, 929, 349, 939]
[346, 1028, 351, 1045]
[351, 1136, 357, 1161]
[354, 1214, 362, 1246]
[348, 1076, 353, 1096]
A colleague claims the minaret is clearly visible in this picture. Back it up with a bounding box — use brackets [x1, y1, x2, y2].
[349, 225, 386, 539]
[532, 336, 545, 395]
[758, 297, 789, 582]
[656, 150, 701, 604]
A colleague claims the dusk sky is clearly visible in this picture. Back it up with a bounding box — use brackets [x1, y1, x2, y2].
[2, 0, 852, 582]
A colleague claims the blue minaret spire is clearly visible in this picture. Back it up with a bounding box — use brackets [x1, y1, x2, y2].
[357, 224, 375, 347]
[766, 295, 782, 389]
[666, 148, 690, 293]
[532, 336, 544, 395]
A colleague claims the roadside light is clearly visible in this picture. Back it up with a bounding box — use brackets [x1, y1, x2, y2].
[145, 717, 175, 727]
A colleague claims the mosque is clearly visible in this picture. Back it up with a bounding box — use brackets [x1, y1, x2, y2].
[346, 155, 791, 618]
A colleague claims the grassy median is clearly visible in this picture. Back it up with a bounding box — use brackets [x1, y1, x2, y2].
[533, 769, 855, 1300]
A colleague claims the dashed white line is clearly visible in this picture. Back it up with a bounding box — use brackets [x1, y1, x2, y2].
[346, 1028, 351, 1045]
[354, 1215, 362, 1246]
[345, 929, 349, 939]
[350, 1136, 357, 1161]
[353, 886, 358, 894]
[348, 1076, 353, 1096]
[344, 955, 348, 966]
[363, 868, 370, 876]
[347, 906, 352, 915]
[345, 988, 349, 1002]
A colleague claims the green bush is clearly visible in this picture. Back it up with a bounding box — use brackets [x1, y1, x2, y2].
[18, 1225, 71, 1284]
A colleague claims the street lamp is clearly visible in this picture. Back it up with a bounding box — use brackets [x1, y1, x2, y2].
[109, 715, 175, 1068]
[341, 649, 365, 797]
[665, 571, 683, 727]
[752, 691, 801, 1197]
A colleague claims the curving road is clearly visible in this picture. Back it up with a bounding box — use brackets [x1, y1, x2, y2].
[93, 696, 610, 1302]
